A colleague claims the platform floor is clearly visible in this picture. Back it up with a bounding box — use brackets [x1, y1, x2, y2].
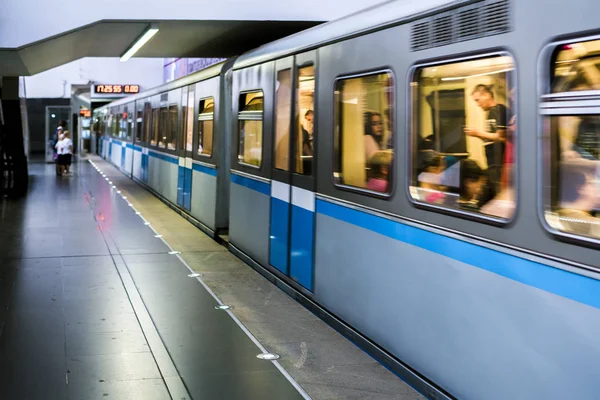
[0, 158, 424, 400]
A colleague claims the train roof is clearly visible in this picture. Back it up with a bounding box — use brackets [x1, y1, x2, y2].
[233, 0, 463, 70]
[105, 58, 232, 108]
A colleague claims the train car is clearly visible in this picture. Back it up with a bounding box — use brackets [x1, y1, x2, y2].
[98, 0, 600, 398]
[227, 0, 600, 399]
[97, 60, 235, 237]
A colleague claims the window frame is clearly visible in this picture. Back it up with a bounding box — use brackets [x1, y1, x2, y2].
[406, 51, 518, 225]
[197, 96, 215, 158]
[294, 63, 316, 177]
[538, 34, 600, 248]
[142, 100, 152, 145]
[167, 103, 178, 151]
[331, 68, 396, 199]
[135, 106, 143, 144]
[151, 107, 160, 148]
[273, 68, 292, 172]
[237, 90, 265, 169]
[158, 105, 168, 149]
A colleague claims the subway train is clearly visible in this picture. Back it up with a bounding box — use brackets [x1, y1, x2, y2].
[95, 0, 600, 398]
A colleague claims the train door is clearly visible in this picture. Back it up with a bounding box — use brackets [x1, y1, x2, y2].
[269, 52, 317, 291]
[132, 101, 143, 178]
[177, 86, 194, 210]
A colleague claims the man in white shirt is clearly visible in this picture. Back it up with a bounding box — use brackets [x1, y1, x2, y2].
[54, 133, 65, 175]
[55, 131, 73, 175]
[62, 131, 73, 174]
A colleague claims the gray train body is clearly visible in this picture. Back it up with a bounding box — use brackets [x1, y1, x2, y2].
[97, 1, 600, 398]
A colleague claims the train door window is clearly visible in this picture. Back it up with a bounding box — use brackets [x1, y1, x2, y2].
[136, 109, 143, 142]
[540, 38, 600, 241]
[126, 111, 133, 141]
[238, 91, 263, 167]
[120, 113, 127, 139]
[198, 97, 214, 157]
[409, 54, 516, 220]
[158, 106, 168, 148]
[143, 102, 151, 144]
[107, 114, 113, 136]
[151, 108, 159, 146]
[333, 71, 394, 194]
[274, 69, 291, 171]
[183, 91, 195, 152]
[112, 113, 119, 137]
[295, 65, 315, 175]
[167, 104, 178, 150]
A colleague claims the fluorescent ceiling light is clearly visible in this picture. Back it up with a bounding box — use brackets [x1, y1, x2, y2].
[440, 68, 513, 82]
[120, 25, 159, 62]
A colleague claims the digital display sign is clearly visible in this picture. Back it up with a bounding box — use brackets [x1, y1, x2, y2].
[94, 84, 140, 94]
[79, 109, 91, 118]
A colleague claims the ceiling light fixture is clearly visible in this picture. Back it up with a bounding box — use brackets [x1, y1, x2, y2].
[120, 25, 159, 62]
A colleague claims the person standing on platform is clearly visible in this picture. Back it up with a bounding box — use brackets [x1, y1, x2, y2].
[61, 130, 73, 175]
[52, 120, 67, 175]
[54, 133, 65, 176]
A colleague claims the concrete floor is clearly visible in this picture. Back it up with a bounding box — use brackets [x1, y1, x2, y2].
[0, 157, 425, 400]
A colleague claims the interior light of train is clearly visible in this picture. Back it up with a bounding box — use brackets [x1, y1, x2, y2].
[440, 67, 514, 81]
[120, 25, 159, 62]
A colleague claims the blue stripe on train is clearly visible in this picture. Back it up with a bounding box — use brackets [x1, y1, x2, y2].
[231, 173, 270, 195]
[149, 150, 178, 165]
[183, 167, 193, 210]
[121, 146, 126, 170]
[177, 165, 185, 206]
[141, 154, 149, 182]
[316, 198, 600, 310]
[192, 163, 217, 177]
[269, 197, 289, 275]
[289, 204, 314, 291]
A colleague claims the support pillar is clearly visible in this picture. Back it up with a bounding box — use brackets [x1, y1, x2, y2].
[0, 76, 28, 197]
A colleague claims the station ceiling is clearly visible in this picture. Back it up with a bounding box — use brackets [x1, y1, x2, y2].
[0, 20, 322, 76]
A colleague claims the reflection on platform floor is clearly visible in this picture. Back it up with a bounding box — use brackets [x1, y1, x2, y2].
[0, 159, 424, 400]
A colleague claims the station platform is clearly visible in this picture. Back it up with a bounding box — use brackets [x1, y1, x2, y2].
[0, 157, 424, 400]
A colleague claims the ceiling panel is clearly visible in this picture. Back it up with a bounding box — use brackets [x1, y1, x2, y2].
[0, 19, 321, 76]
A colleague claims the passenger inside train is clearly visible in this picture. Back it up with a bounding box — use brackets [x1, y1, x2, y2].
[198, 97, 214, 156]
[297, 66, 315, 176]
[544, 38, 600, 239]
[238, 92, 264, 167]
[272, 65, 315, 175]
[410, 55, 516, 218]
[557, 163, 599, 236]
[366, 150, 392, 193]
[334, 71, 393, 193]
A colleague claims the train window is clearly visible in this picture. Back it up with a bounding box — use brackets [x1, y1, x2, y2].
[126, 112, 133, 141]
[135, 109, 143, 142]
[333, 71, 394, 194]
[120, 114, 127, 139]
[111, 113, 119, 137]
[151, 108, 159, 147]
[198, 97, 214, 157]
[107, 115, 113, 137]
[295, 65, 315, 175]
[274, 69, 291, 171]
[167, 104, 178, 150]
[409, 55, 516, 220]
[183, 91, 195, 152]
[551, 39, 600, 93]
[158, 106, 168, 148]
[143, 102, 151, 144]
[541, 39, 600, 240]
[238, 91, 264, 167]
